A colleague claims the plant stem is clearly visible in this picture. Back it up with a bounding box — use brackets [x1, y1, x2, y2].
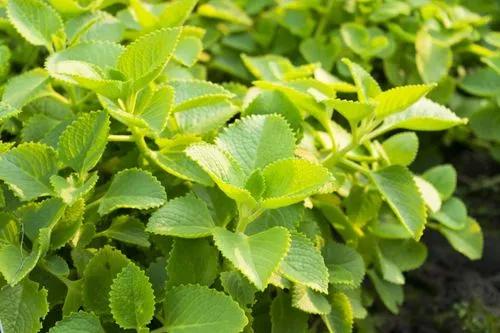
[108, 134, 135, 142]
[236, 207, 264, 233]
[315, 0, 334, 37]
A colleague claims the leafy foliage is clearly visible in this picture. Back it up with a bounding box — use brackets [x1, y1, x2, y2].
[0, 0, 489, 332]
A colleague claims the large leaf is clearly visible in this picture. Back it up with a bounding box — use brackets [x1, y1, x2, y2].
[58, 110, 109, 174]
[164, 284, 248, 333]
[147, 193, 215, 238]
[374, 84, 435, 118]
[215, 115, 296, 177]
[117, 27, 182, 89]
[439, 218, 483, 260]
[321, 292, 353, 333]
[49, 311, 105, 333]
[7, 0, 65, 50]
[370, 166, 426, 239]
[98, 168, 167, 215]
[213, 227, 291, 290]
[0, 143, 58, 201]
[0, 279, 49, 333]
[280, 232, 329, 293]
[109, 263, 155, 330]
[323, 242, 365, 288]
[2, 68, 50, 109]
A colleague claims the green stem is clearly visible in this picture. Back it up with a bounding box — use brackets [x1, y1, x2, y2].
[108, 134, 135, 142]
[315, 0, 334, 37]
[236, 207, 264, 233]
[338, 158, 370, 175]
[48, 89, 71, 105]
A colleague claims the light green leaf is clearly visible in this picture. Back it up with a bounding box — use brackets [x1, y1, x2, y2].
[2, 68, 50, 109]
[422, 164, 457, 200]
[101, 216, 150, 247]
[322, 242, 365, 288]
[280, 232, 329, 293]
[271, 291, 309, 333]
[323, 99, 375, 126]
[166, 238, 219, 288]
[459, 68, 500, 97]
[7, 0, 65, 50]
[58, 110, 109, 174]
[374, 84, 435, 118]
[198, 0, 251, 26]
[376, 247, 405, 285]
[50, 173, 98, 205]
[174, 100, 238, 135]
[416, 29, 452, 83]
[109, 263, 155, 330]
[174, 35, 203, 67]
[291, 283, 331, 315]
[98, 168, 167, 215]
[147, 193, 215, 238]
[342, 58, 381, 102]
[0, 102, 21, 122]
[213, 227, 291, 290]
[0, 143, 57, 201]
[118, 27, 182, 89]
[82, 246, 130, 315]
[439, 218, 483, 260]
[379, 98, 466, 132]
[169, 79, 233, 111]
[432, 197, 467, 230]
[164, 284, 248, 333]
[157, 0, 198, 28]
[382, 132, 419, 166]
[261, 159, 333, 209]
[49, 311, 105, 333]
[370, 166, 426, 240]
[216, 115, 295, 177]
[321, 292, 353, 333]
[367, 270, 403, 314]
[0, 279, 48, 333]
[135, 86, 174, 135]
[246, 204, 304, 235]
[414, 176, 442, 213]
[379, 239, 427, 271]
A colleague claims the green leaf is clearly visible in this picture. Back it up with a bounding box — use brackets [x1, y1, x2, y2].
[157, 0, 198, 28]
[118, 27, 182, 89]
[280, 232, 329, 293]
[166, 238, 219, 288]
[270, 291, 309, 333]
[164, 284, 248, 333]
[379, 239, 427, 271]
[432, 197, 467, 230]
[0, 143, 58, 201]
[220, 271, 257, 307]
[213, 227, 291, 290]
[98, 168, 167, 215]
[2, 68, 50, 109]
[0, 279, 48, 333]
[50, 173, 99, 205]
[367, 270, 403, 314]
[246, 204, 304, 235]
[198, 0, 251, 26]
[374, 84, 435, 118]
[382, 132, 419, 166]
[82, 246, 130, 315]
[460, 68, 500, 97]
[438, 218, 483, 260]
[342, 58, 381, 102]
[422, 164, 456, 200]
[0, 102, 21, 122]
[291, 283, 331, 315]
[147, 193, 215, 238]
[323, 242, 365, 288]
[414, 176, 442, 213]
[49, 311, 105, 333]
[169, 79, 234, 111]
[416, 29, 452, 83]
[379, 98, 466, 132]
[58, 110, 109, 174]
[370, 166, 426, 240]
[321, 292, 353, 333]
[323, 99, 375, 126]
[101, 215, 150, 247]
[7, 0, 65, 50]
[134, 85, 174, 135]
[109, 263, 155, 330]
[216, 115, 296, 177]
[261, 159, 333, 209]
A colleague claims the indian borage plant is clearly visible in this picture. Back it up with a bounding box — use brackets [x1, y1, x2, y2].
[0, 0, 483, 332]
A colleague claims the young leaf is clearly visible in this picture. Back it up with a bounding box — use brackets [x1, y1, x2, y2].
[280, 232, 329, 294]
[58, 110, 110, 174]
[109, 263, 155, 330]
[374, 84, 435, 118]
[166, 238, 219, 288]
[382, 132, 419, 166]
[414, 176, 442, 213]
[422, 164, 457, 200]
[98, 168, 167, 215]
[431, 197, 467, 230]
[342, 58, 381, 102]
[101, 216, 150, 247]
[49, 311, 105, 333]
[367, 270, 403, 314]
[291, 284, 331, 315]
[321, 292, 353, 333]
[147, 193, 215, 238]
[2, 68, 50, 109]
[416, 30, 452, 83]
[215, 115, 296, 176]
[0, 279, 48, 333]
[0, 143, 58, 201]
[213, 227, 291, 290]
[370, 166, 426, 240]
[220, 271, 257, 307]
[261, 159, 333, 209]
[7, 0, 65, 50]
[164, 284, 248, 333]
[323, 98, 375, 126]
[0, 102, 21, 122]
[271, 291, 309, 333]
[117, 27, 182, 89]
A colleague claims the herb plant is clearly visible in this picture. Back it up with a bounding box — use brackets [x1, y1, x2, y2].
[0, 0, 485, 332]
